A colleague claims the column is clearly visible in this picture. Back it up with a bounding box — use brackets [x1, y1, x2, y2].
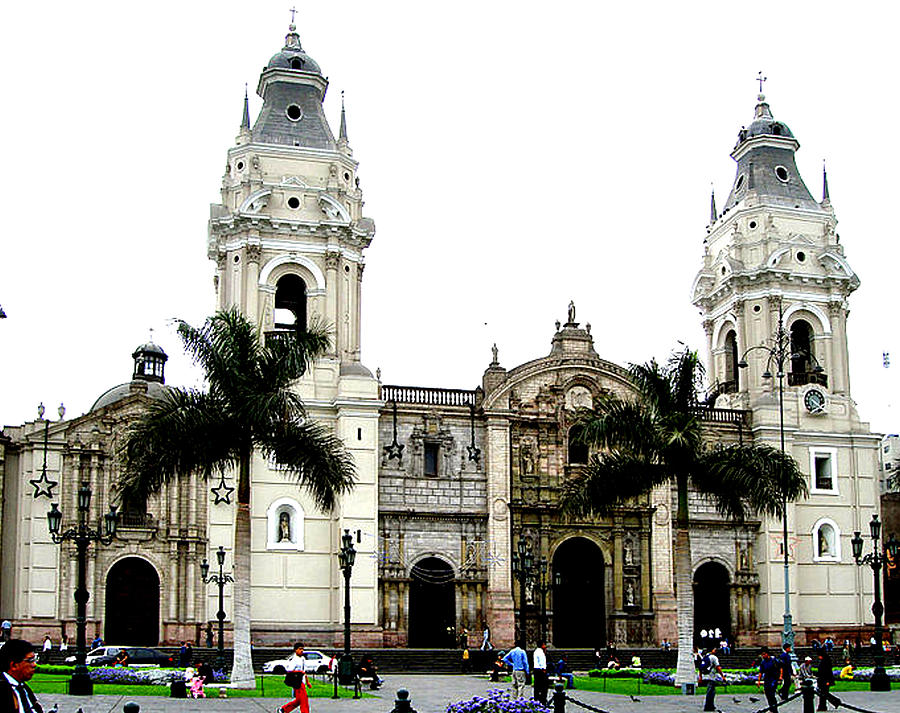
[613, 527, 624, 610]
[485, 417, 515, 646]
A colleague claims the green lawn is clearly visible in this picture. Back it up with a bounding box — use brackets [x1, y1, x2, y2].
[29, 673, 368, 698]
[571, 676, 885, 696]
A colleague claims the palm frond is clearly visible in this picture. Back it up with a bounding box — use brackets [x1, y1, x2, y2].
[558, 452, 669, 516]
[261, 420, 357, 511]
[258, 317, 332, 387]
[575, 395, 660, 458]
[119, 389, 242, 501]
[694, 444, 808, 521]
[668, 347, 704, 410]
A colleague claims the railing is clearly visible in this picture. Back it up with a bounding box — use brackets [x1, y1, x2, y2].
[787, 371, 828, 387]
[690, 406, 750, 425]
[381, 384, 478, 407]
[118, 512, 155, 528]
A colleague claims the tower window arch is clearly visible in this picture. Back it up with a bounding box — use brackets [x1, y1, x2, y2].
[812, 518, 841, 562]
[723, 330, 739, 393]
[274, 274, 307, 331]
[568, 425, 588, 465]
[790, 320, 813, 375]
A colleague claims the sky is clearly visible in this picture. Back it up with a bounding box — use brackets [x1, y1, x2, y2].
[1, 2, 898, 435]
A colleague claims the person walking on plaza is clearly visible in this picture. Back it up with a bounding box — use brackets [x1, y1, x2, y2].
[40, 635, 52, 664]
[699, 645, 724, 712]
[502, 642, 530, 699]
[816, 650, 836, 711]
[778, 642, 795, 700]
[0, 639, 43, 713]
[481, 625, 491, 651]
[59, 633, 68, 654]
[278, 642, 310, 713]
[756, 647, 782, 713]
[532, 641, 548, 704]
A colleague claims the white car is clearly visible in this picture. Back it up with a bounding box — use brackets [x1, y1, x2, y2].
[263, 650, 335, 674]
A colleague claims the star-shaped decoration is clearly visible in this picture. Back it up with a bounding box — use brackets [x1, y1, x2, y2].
[383, 441, 404, 462]
[211, 476, 234, 505]
[30, 470, 57, 499]
[467, 444, 481, 463]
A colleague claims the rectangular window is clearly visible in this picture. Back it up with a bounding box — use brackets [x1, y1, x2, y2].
[809, 447, 838, 494]
[424, 443, 439, 477]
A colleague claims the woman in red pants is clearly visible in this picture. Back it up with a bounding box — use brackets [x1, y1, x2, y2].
[278, 642, 309, 713]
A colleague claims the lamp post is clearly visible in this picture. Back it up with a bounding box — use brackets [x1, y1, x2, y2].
[850, 515, 899, 691]
[336, 528, 357, 685]
[200, 546, 234, 673]
[47, 482, 119, 695]
[533, 557, 552, 645]
[738, 299, 822, 650]
[511, 536, 535, 647]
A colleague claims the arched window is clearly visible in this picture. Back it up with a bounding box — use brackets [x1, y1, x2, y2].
[266, 497, 305, 551]
[568, 425, 588, 465]
[274, 274, 307, 331]
[790, 320, 813, 375]
[724, 330, 739, 392]
[812, 518, 841, 562]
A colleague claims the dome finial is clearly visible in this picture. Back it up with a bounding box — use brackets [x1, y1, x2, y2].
[710, 183, 717, 225]
[339, 90, 349, 143]
[284, 8, 302, 50]
[756, 71, 767, 102]
[822, 159, 831, 204]
[241, 83, 250, 130]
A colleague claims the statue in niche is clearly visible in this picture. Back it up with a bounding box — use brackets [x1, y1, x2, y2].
[623, 538, 635, 566]
[277, 511, 292, 542]
[520, 443, 535, 476]
[818, 527, 830, 556]
[624, 580, 636, 607]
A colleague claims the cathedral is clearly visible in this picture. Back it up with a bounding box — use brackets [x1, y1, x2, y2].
[0, 22, 885, 650]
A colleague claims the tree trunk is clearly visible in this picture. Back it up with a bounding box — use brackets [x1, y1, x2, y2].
[230, 452, 255, 688]
[673, 472, 696, 689]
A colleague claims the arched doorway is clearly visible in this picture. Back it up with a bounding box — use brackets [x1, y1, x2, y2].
[552, 537, 605, 647]
[693, 561, 731, 647]
[408, 557, 455, 647]
[105, 557, 160, 645]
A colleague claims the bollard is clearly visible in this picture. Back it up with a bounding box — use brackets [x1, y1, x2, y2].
[123, 703, 140, 713]
[552, 682, 566, 713]
[801, 677, 814, 713]
[390, 687, 416, 713]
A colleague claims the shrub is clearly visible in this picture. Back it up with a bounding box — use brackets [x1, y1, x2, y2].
[587, 668, 643, 678]
[447, 687, 551, 713]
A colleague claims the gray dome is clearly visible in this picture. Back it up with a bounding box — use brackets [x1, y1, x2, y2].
[132, 341, 167, 359]
[91, 381, 170, 412]
[266, 25, 322, 75]
[735, 97, 794, 147]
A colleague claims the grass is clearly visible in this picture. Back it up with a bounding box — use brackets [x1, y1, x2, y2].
[28, 673, 369, 698]
[571, 675, 887, 696]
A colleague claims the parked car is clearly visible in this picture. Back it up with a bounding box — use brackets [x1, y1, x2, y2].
[65, 646, 175, 667]
[263, 650, 335, 674]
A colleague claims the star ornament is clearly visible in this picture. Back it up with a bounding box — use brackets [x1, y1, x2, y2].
[30, 470, 57, 499]
[383, 441, 404, 462]
[467, 444, 481, 463]
[211, 476, 234, 505]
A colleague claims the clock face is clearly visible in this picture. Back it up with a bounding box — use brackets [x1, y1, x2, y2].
[804, 389, 826, 414]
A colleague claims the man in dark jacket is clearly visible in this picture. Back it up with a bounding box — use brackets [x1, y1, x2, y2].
[0, 639, 44, 713]
[816, 651, 837, 712]
[778, 643, 794, 700]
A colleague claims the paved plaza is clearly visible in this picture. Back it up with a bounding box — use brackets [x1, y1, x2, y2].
[32, 675, 900, 713]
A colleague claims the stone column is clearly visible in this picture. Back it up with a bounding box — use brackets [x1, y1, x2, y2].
[246, 241, 261, 324]
[640, 527, 651, 610]
[613, 527, 624, 611]
[324, 251, 340, 356]
[485, 416, 515, 646]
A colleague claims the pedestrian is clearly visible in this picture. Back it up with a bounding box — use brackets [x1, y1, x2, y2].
[661, 638, 671, 651]
[481, 625, 491, 651]
[0, 620, 10, 643]
[277, 642, 309, 713]
[841, 640, 850, 663]
[555, 656, 575, 689]
[59, 633, 68, 653]
[778, 643, 794, 700]
[532, 641, 548, 704]
[699, 645, 724, 712]
[816, 651, 836, 711]
[91, 635, 102, 650]
[184, 642, 193, 665]
[756, 647, 781, 713]
[0, 639, 43, 713]
[179, 641, 189, 667]
[798, 656, 814, 680]
[460, 628, 469, 649]
[839, 660, 854, 680]
[205, 622, 214, 648]
[40, 634, 52, 664]
[461, 647, 470, 674]
[501, 641, 530, 699]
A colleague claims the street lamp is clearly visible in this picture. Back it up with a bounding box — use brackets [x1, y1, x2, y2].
[850, 515, 899, 691]
[738, 298, 817, 650]
[47, 482, 119, 695]
[30, 403, 65, 499]
[511, 536, 536, 647]
[336, 528, 358, 685]
[200, 545, 234, 673]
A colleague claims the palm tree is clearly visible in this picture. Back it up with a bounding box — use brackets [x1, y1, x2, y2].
[560, 348, 806, 689]
[119, 308, 356, 687]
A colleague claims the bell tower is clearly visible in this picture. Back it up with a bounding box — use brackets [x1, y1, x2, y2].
[206, 22, 380, 641]
[692, 90, 881, 643]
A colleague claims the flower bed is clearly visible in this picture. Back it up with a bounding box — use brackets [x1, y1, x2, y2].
[87, 667, 227, 685]
[447, 687, 551, 713]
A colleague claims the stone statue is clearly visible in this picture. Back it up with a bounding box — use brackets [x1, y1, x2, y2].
[623, 538, 634, 565]
[567, 301, 576, 324]
[491, 343, 498, 364]
[520, 443, 535, 476]
[624, 580, 636, 607]
[277, 511, 291, 542]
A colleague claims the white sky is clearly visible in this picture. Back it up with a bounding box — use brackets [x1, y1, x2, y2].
[1, 2, 898, 434]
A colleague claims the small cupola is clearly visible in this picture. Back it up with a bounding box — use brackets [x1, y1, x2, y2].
[132, 341, 168, 383]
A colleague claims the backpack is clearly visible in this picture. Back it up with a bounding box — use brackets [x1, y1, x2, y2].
[699, 654, 712, 674]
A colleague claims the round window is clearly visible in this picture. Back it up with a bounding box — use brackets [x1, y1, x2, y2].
[721, 266, 727, 275]
[286, 104, 303, 122]
[775, 166, 789, 182]
[748, 220, 757, 230]
[343, 172, 351, 181]
[797, 251, 806, 263]
[233, 255, 240, 264]
[287, 196, 301, 210]
[236, 161, 244, 171]
[735, 174, 746, 192]
[753, 305, 761, 313]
